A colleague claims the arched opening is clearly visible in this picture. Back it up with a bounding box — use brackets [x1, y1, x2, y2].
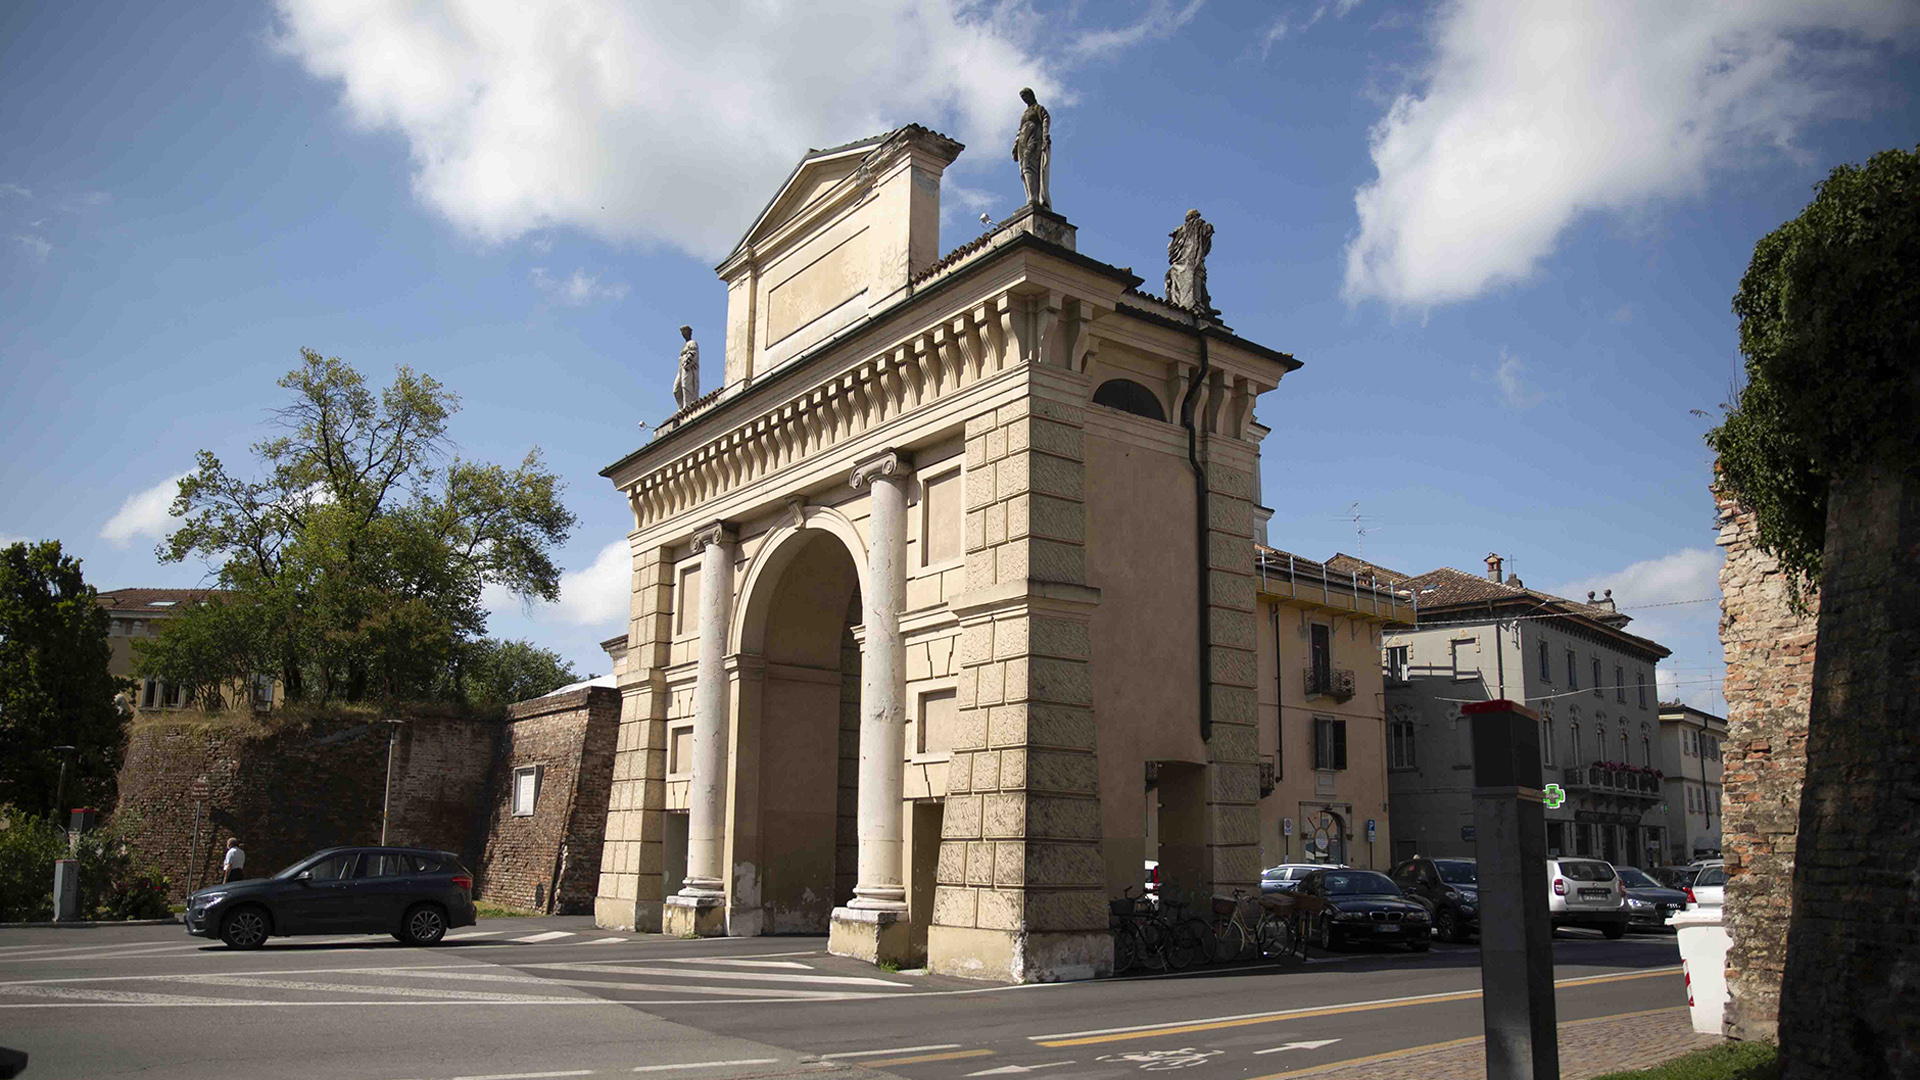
[732, 529, 862, 933]
[1092, 378, 1166, 422]
[1303, 809, 1347, 865]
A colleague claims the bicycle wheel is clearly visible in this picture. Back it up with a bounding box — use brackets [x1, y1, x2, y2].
[1135, 920, 1170, 971]
[1176, 917, 1215, 968]
[1211, 918, 1248, 964]
[1112, 925, 1139, 973]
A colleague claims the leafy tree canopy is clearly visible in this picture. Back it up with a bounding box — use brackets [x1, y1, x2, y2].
[450, 639, 582, 708]
[145, 350, 578, 704]
[1709, 145, 1919, 589]
[0, 541, 128, 813]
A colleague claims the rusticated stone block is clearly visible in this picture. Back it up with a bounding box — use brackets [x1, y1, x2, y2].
[1005, 416, 1085, 462]
[933, 885, 978, 928]
[999, 747, 1028, 789]
[1021, 888, 1107, 932]
[977, 887, 1022, 930]
[1210, 648, 1257, 688]
[1206, 722, 1259, 762]
[967, 841, 996, 885]
[1022, 657, 1093, 707]
[937, 839, 968, 884]
[989, 702, 1097, 750]
[1029, 616, 1091, 661]
[1008, 841, 1104, 888]
[1027, 794, 1101, 840]
[1023, 749, 1098, 794]
[944, 793, 984, 839]
[971, 750, 1003, 792]
[983, 792, 1026, 837]
[1209, 762, 1261, 803]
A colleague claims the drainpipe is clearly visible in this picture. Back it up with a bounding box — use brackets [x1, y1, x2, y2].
[1179, 309, 1214, 742]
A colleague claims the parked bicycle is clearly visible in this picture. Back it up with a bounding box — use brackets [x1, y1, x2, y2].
[1149, 887, 1215, 971]
[1210, 888, 1311, 963]
[1110, 887, 1169, 973]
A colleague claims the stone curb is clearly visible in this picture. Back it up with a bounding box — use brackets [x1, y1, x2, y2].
[0, 917, 182, 929]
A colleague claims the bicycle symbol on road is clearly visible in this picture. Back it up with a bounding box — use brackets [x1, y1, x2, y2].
[1095, 1048, 1224, 1071]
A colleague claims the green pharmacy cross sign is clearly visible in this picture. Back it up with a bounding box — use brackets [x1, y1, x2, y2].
[1542, 783, 1566, 809]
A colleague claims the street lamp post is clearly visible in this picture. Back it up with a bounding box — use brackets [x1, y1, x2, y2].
[379, 720, 407, 845]
[50, 745, 76, 824]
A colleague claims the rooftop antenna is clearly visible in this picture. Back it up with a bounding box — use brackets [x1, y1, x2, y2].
[1348, 501, 1368, 558]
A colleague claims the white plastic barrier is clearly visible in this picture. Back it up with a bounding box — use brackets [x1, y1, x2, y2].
[1669, 904, 1729, 1035]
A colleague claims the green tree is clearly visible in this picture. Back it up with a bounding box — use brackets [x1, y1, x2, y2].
[149, 350, 578, 704]
[1708, 146, 1919, 1078]
[0, 541, 129, 813]
[451, 639, 581, 707]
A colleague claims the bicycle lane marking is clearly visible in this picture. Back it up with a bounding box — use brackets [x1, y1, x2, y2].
[1030, 967, 1679, 1047]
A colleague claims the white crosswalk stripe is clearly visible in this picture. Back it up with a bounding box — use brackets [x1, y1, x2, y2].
[172, 975, 575, 1002]
[512, 931, 576, 943]
[0, 983, 237, 1005]
[537, 961, 910, 988]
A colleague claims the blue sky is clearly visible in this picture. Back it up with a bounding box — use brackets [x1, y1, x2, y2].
[4, 1, 1917, 713]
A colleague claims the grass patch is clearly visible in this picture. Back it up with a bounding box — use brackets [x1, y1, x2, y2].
[876, 959, 900, 973]
[473, 900, 541, 919]
[1588, 1041, 1777, 1080]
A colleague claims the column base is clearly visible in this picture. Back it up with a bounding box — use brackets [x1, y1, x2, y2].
[828, 906, 912, 966]
[663, 894, 727, 937]
[928, 925, 1111, 984]
[594, 896, 663, 934]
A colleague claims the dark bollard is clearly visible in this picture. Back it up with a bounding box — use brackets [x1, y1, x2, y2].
[52, 859, 79, 922]
[1466, 698, 1558, 1080]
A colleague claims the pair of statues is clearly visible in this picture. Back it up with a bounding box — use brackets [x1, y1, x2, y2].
[1012, 89, 1212, 313]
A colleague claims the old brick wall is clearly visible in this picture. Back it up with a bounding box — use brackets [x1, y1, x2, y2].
[115, 707, 500, 900]
[476, 687, 619, 913]
[1715, 490, 1819, 1041]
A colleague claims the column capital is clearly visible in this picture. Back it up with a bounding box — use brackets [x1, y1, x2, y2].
[849, 447, 913, 490]
[690, 520, 737, 553]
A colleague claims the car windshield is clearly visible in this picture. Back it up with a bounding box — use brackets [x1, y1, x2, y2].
[1615, 867, 1658, 888]
[1319, 871, 1399, 896]
[1696, 867, 1726, 886]
[1558, 860, 1616, 882]
[1435, 861, 1477, 885]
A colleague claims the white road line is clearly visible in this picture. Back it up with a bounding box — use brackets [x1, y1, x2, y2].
[175, 975, 575, 1002]
[446, 930, 505, 940]
[652, 957, 811, 969]
[0, 984, 237, 1005]
[815, 1045, 961, 1059]
[585, 937, 629, 945]
[374, 968, 886, 1000]
[513, 931, 577, 943]
[8, 941, 212, 963]
[629, 1053, 779, 1060]
[450, 1071, 597, 1080]
[537, 963, 909, 988]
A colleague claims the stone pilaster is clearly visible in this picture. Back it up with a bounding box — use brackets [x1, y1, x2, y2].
[929, 387, 1110, 983]
[665, 521, 737, 938]
[596, 543, 673, 932]
[1202, 438, 1262, 896]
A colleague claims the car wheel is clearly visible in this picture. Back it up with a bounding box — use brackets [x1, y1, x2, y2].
[1602, 921, 1627, 940]
[1314, 916, 1333, 952]
[400, 903, 448, 946]
[220, 906, 270, 950]
[1436, 908, 1463, 943]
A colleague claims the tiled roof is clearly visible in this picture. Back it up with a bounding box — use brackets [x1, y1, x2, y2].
[95, 587, 227, 613]
[1324, 553, 1413, 584]
[1402, 566, 1624, 623]
[1254, 545, 1415, 601]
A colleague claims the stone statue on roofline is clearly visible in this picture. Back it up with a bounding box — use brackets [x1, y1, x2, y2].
[673, 325, 700, 410]
[1166, 209, 1214, 313]
[1012, 87, 1051, 209]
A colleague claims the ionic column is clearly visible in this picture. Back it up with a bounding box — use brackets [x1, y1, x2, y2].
[679, 520, 737, 900]
[849, 449, 911, 912]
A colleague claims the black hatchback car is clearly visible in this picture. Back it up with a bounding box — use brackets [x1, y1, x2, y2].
[1390, 855, 1480, 943]
[185, 846, 477, 949]
[1296, 868, 1432, 952]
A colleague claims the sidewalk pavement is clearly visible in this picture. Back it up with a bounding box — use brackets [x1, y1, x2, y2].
[1258, 1006, 1722, 1080]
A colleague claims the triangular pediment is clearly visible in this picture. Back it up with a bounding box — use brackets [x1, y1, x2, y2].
[726, 133, 891, 261]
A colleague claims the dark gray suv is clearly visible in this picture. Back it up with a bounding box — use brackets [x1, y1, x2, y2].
[185, 846, 477, 949]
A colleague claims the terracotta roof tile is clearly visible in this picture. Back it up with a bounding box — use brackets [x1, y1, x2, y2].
[95, 587, 228, 613]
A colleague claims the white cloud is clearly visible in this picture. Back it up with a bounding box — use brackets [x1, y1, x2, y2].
[273, 0, 1073, 260]
[13, 234, 52, 259]
[531, 266, 629, 306]
[1481, 347, 1547, 409]
[0, 183, 30, 199]
[101, 474, 188, 546]
[1068, 0, 1206, 60]
[487, 539, 630, 631]
[1344, 1, 1920, 307]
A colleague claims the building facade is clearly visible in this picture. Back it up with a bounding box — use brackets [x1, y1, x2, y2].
[1252, 549, 1412, 872]
[1656, 703, 1725, 863]
[591, 123, 1301, 982]
[1352, 554, 1671, 867]
[96, 587, 278, 712]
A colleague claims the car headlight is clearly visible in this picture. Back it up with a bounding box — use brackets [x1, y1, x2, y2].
[1443, 889, 1461, 901]
[192, 892, 227, 907]
[1405, 910, 1430, 922]
[1628, 898, 1650, 909]
[1460, 904, 1476, 915]
[1335, 910, 1369, 922]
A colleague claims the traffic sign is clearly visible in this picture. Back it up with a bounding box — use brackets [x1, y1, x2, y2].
[1365, 819, 1377, 841]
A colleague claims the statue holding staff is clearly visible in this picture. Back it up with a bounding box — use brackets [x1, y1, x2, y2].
[1012, 88, 1051, 209]
[672, 325, 700, 410]
[1166, 209, 1214, 313]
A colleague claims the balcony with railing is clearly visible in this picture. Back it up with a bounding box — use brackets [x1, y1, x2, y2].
[1304, 667, 1356, 702]
[1561, 762, 1663, 798]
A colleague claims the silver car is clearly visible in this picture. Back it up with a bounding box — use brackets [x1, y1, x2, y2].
[1545, 857, 1629, 938]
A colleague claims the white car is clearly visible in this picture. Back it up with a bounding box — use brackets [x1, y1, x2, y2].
[1545, 857, 1629, 938]
[1686, 862, 1726, 907]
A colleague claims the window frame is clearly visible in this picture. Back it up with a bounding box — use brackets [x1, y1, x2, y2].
[1566, 649, 1578, 689]
[511, 764, 543, 817]
[916, 463, 965, 571]
[1313, 716, 1348, 771]
[1538, 639, 1551, 681]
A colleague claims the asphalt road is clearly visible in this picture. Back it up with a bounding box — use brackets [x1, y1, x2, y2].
[0, 917, 1685, 1080]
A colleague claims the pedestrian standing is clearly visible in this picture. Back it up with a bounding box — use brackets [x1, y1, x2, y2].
[222, 838, 246, 883]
